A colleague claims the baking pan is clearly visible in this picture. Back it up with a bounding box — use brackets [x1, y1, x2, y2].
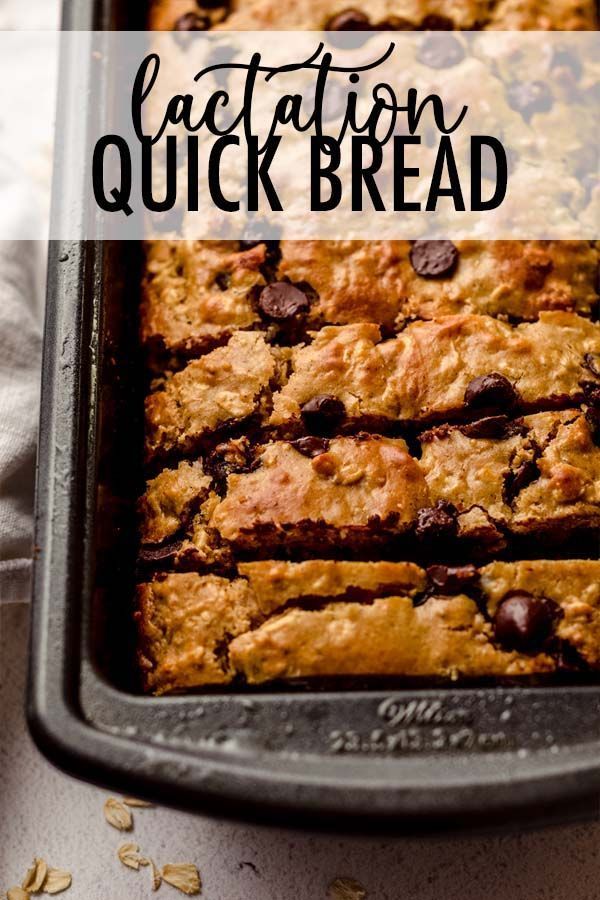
[27, 0, 600, 831]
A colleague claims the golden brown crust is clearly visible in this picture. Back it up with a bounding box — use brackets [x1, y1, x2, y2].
[144, 331, 287, 462]
[137, 560, 600, 690]
[278, 241, 599, 328]
[210, 436, 429, 548]
[480, 560, 600, 667]
[421, 410, 600, 537]
[136, 573, 260, 692]
[141, 241, 265, 370]
[141, 1, 600, 694]
[229, 595, 554, 684]
[141, 242, 599, 369]
[139, 412, 600, 567]
[270, 313, 600, 428]
[138, 460, 211, 544]
[238, 559, 426, 613]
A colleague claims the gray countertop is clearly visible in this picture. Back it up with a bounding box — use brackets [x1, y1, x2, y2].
[2, 602, 599, 900]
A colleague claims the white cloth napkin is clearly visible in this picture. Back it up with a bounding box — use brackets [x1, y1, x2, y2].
[0, 0, 56, 605]
[0, 240, 44, 604]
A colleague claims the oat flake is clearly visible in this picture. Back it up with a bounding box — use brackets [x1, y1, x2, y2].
[327, 876, 368, 900]
[42, 869, 72, 895]
[149, 860, 162, 892]
[122, 797, 153, 808]
[103, 797, 133, 831]
[7, 888, 30, 900]
[117, 843, 147, 871]
[22, 857, 48, 892]
[161, 863, 202, 895]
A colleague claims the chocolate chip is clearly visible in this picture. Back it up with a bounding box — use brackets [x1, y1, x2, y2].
[300, 395, 346, 435]
[326, 8, 371, 30]
[197, 0, 226, 7]
[503, 458, 540, 505]
[139, 540, 183, 565]
[417, 34, 464, 69]
[409, 240, 459, 278]
[174, 11, 211, 30]
[415, 500, 459, 541]
[427, 564, 479, 594]
[326, 9, 374, 47]
[464, 373, 519, 412]
[208, 439, 254, 487]
[292, 436, 330, 457]
[258, 282, 310, 322]
[461, 415, 512, 439]
[214, 271, 231, 291]
[420, 14, 454, 30]
[583, 352, 600, 379]
[580, 379, 600, 407]
[493, 591, 561, 652]
[506, 81, 553, 122]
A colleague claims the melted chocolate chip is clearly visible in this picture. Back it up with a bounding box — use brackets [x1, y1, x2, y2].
[174, 11, 211, 30]
[208, 440, 254, 487]
[427, 564, 479, 594]
[503, 458, 540, 505]
[214, 271, 231, 291]
[409, 240, 459, 278]
[292, 436, 330, 457]
[464, 373, 519, 412]
[506, 81, 554, 122]
[461, 415, 513, 439]
[581, 379, 600, 407]
[326, 8, 371, 30]
[583, 352, 600, 379]
[493, 591, 561, 652]
[417, 34, 464, 69]
[415, 500, 459, 541]
[326, 9, 374, 47]
[300, 395, 346, 435]
[139, 540, 183, 565]
[197, 0, 227, 7]
[420, 14, 454, 30]
[258, 282, 310, 321]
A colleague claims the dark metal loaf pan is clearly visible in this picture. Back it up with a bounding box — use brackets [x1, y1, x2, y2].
[27, 0, 600, 831]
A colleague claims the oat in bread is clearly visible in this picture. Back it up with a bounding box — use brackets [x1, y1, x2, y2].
[138, 460, 212, 544]
[420, 410, 600, 539]
[144, 331, 288, 463]
[137, 560, 600, 690]
[142, 241, 599, 368]
[269, 313, 600, 430]
[209, 435, 429, 553]
[136, 573, 261, 691]
[139, 412, 600, 567]
[276, 241, 599, 328]
[229, 595, 553, 683]
[141, 241, 266, 371]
